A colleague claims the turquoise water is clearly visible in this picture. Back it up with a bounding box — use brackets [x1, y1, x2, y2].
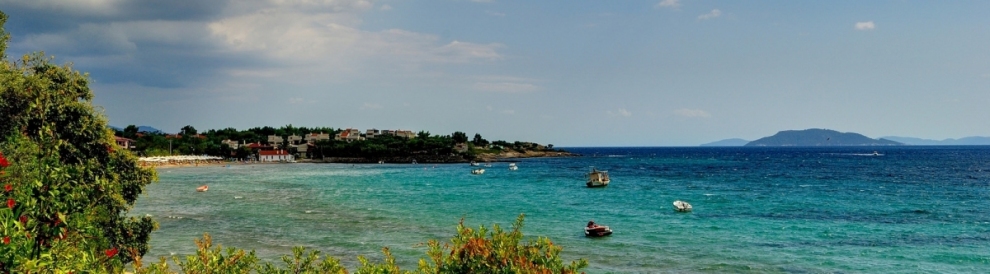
[132, 147, 990, 273]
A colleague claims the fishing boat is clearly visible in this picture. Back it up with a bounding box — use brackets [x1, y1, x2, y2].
[508, 163, 518, 171]
[586, 167, 610, 188]
[673, 200, 692, 212]
[196, 185, 209, 192]
[471, 168, 485, 175]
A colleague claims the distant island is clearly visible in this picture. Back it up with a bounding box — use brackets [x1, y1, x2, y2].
[700, 138, 750, 147]
[700, 129, 901, 147]
[744, 129, 901, 147]
[880, 136, 990, 146]
[702, 130, 990, 147]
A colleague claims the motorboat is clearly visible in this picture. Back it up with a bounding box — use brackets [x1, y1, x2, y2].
[196, 185, 209, 192]
[484, 163, 492, 167]
[586, 167, 610, 188]
[470, 161, 480, 166]
[471, 168, 485, 175]
[673, 200, 692, 212]
[508, 163, 518, 171]
[585, 224, 613, 237]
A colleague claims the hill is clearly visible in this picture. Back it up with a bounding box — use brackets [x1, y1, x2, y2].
[700, 138, 749, 147]
[881, 136, 990, 146]
[745, 129, 902, 147]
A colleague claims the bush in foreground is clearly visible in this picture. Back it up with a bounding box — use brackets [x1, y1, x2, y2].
[133, 214, 587, 274]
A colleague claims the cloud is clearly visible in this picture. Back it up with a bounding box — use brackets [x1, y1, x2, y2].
[855, 21, 876, 30]
[607, 108, 633, 117]
[655, 0, 681, 9]
[698, 9, 721, 20]
[288, 97, 309, 104]
[673, 108, 711, 118]
[380, 4, 392, 11]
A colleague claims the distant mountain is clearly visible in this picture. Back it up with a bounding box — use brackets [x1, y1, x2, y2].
[137, 126, 163, 134]
[882, 136, 990, 146]
[700, 138, 749, 147]
[110, 125, 164, 134]
[746, 129, 902, 147]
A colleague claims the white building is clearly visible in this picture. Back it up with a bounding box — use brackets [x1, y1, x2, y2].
[258, 150, 294, 162]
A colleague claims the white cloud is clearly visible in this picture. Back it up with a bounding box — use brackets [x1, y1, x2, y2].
[607, 108, 633, 117]
[855, 21, 876, 30]
[380, 4, 392, 11]
[698, 9, 721, 20]
[674, 108, 711, 118]
[655, 0, 680, 9]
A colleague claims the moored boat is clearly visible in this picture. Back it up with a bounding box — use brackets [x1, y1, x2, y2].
[508, 163, 518, 170]
[196, 185, 208, 192]
[586, 167, 610, 188]
[673, 200, 692, 212]
[471, 168, 485, 175]
[585, 220, 613, 237]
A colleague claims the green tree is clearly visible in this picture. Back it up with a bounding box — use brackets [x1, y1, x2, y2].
[124, 124, 139, 138]
[451, 131, 468, 143]
[0, 10, 157, 272]
[180, 125, 197, 135]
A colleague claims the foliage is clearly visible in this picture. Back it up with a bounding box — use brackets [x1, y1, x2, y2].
[0, 10, 157, 272]
[131, 215, 586, 274]
[416, 214, 588, 274]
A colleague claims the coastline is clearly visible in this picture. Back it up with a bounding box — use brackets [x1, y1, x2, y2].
[141, 150, 579, 168]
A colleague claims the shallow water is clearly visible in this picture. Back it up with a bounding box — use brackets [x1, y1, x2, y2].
[132, 146, 990, 273]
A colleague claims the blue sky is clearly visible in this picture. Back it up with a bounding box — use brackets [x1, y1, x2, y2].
[2, 0, 988, 146]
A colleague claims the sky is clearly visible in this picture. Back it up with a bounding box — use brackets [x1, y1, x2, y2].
[1, 0, 988, 146]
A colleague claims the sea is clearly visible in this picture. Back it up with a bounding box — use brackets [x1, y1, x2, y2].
[131, 146, 990, 273]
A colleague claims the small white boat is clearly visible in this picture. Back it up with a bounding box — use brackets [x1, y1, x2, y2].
[196, 185, 209, 192]
[587, 167, 610, 188]
[673, 200, 692, 212]
[470, 161, 480, 166]
[484, 163, 492, 167]
[508, 163, 518, 171]
[471, 168, 485, 175]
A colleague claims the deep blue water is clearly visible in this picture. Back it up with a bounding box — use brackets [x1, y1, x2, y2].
[133, 146, 990, 273]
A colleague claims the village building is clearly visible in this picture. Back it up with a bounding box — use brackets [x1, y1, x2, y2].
[258, 149, 294, 162]
[336, 128, 364, 142]
[114, 136, 136, 150]
[305, 132, 331, 144]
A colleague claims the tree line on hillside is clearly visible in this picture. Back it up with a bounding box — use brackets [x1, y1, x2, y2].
[115, 124, 559, 160]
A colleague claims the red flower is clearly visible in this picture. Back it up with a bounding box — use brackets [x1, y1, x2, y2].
[105, 247, 119, 258]
[4, 184, 10, 192]
[0, 154, 8, 168]
[6, 198, 13, 209]
[19, 215, 27, 224]
[2, 236, 8, 244]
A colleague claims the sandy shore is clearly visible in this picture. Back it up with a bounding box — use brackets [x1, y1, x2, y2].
[143, 160, 285, 169]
